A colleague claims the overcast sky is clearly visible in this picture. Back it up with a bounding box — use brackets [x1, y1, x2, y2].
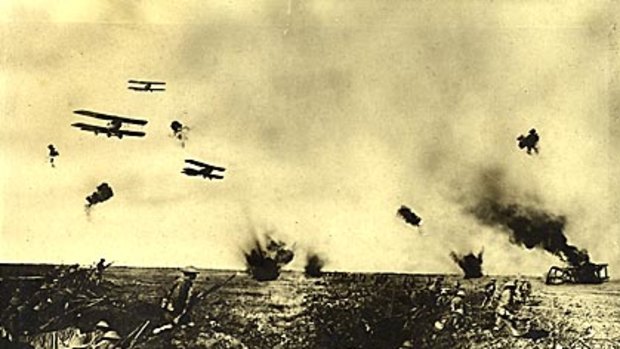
[1, 0, 618, 275]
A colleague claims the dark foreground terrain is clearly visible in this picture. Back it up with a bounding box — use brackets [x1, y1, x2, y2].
[1, 264, 619, 348]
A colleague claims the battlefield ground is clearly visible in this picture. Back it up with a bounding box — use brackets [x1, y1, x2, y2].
[1, 265, 619, 349]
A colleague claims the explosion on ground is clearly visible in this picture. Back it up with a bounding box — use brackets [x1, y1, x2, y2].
[1, 264, 619, 349]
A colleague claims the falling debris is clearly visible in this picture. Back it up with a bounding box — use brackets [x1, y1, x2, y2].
[244, 236, 294, 281]
[516, 128, 539, 155]
[47, 144, 59, 168]
[450, 251, 483, 279]
[397, 205, 422, 228]
[304, 254, 325, 278]
[85, 183, 114, 210]
[170, 120, 190, 147]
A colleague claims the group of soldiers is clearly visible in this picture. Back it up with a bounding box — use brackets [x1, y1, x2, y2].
[0, 258, 201, 349]
[1, 262, 111, 337]
[398, 276, 536, 348]
[484, 278, 533, 332]
[3, 261, 541, 348]
[1, 319, 121, 349]
[419, 277, 533, 335]
[24, 320, 122, 349]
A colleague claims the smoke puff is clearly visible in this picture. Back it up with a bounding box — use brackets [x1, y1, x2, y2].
[450, 251, 483, 279]
[305, 254, 326, 277]
[244, 236, 294, 281]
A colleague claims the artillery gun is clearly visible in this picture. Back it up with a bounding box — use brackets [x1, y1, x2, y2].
[546, 263, 609, 285]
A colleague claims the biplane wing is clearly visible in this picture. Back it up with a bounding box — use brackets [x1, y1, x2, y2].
[181, 168, 202, 176]
[128, 80, 166, 85]
[184, 159, 226, 172]
[71, 123, 146, 138]
[71, 123, 109, 133]
[116, 129, 146, 137]
[73, 110, 148, 126]
[127, 86, 166, 91]
[182, 168, 224, 180]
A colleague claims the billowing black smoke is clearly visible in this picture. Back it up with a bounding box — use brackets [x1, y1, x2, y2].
[244, 237, 294, 281]
[450, 251, 483, 278]
[85, 183, 114, 208]
[305, 254, 325, 278]
[397, 205, 422, 227]
[468, 199, 590, 267]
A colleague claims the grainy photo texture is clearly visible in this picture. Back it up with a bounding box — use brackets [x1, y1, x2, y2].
[1, 1, 619, 348]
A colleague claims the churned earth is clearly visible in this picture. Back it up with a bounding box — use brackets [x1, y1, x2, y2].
[1, 265, 619, 349]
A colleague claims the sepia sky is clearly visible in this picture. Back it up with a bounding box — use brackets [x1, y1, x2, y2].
[1, 0, 618, 275]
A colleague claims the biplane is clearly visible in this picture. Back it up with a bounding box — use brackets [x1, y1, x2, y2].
[182, 159, 226, 180]
[127, 80, 166, 92]
[71, 110, 148, 139]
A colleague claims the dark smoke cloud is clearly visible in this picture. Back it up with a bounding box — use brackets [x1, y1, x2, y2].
[450, 251, 483, 279]
[468, 200, 590, 267]
[85, 183, 114, 208]
[464, 169, 591, 267]
[244, 236, 294, 281]
[397, 205, 422, 227]
[305, 253, 326, 278]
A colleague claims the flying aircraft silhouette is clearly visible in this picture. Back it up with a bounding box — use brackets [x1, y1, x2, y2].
[127, 80, 166, 92]
[182, 159, 226, 180]
[71, 110, 148, 139]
